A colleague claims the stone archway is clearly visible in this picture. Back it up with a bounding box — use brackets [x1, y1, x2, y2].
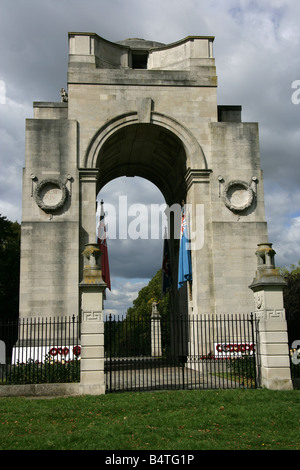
[84, 111, 208, 203]
[82, 118, 197, 319]
[16, 32, 295, 393]
[20, 31, 269, 324]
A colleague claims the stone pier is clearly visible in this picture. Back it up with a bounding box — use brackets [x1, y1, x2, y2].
[249, 243, 293, 390]
[79, 243, 106, 394]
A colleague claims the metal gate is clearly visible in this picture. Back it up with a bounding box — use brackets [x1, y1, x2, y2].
[104, 313, 257, 393]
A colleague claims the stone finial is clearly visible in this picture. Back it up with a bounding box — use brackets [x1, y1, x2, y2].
[249, 242, 287, 320]
[256, 243, 275, 268]
[151, 301, 160, 317]
[81, 243, 105, 285]
[250, 243, 286, 288]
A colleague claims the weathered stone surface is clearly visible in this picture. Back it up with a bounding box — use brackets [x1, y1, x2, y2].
[20, 32, 268, 321]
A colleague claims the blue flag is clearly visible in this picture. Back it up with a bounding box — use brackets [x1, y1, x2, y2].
[178, 206, 192, 289]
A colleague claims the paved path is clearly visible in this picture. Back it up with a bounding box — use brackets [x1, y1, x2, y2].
[105, 363, 244, 392]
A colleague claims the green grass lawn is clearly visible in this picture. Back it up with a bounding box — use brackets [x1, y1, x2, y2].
[0, 389, 299, 450]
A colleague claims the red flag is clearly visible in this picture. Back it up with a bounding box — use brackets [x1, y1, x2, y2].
[97, 200, 111, 290]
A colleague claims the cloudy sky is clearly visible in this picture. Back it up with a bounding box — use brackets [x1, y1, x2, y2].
[0, 0, 299, 315]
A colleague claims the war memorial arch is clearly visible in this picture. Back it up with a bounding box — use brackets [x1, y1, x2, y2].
[15, 33, 293, 393]
[20, 32, 269, 320]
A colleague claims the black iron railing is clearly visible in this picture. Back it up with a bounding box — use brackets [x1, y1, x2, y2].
[0, 313, 261, 390]
[104, 313, 258, 392]
[0, 316, 80, 384]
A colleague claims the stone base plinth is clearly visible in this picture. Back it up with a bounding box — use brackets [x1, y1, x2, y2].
[257, 319, 293, 390]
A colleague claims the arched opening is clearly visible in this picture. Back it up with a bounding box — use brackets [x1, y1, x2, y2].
[96, 123, 187, 206]
[97, 176, 168, 316]
[93, 122, 189, 319]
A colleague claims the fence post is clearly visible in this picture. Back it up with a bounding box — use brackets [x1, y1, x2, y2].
[79, 243, 106, 394]
[249, 243, 293, 390]
[151, 302, 162, 357]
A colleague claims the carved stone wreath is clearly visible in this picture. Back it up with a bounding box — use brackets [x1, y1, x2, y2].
[223, 180, 254, 212]
[34, 178, 68, 212]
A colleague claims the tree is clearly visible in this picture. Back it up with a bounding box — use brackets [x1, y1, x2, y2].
[0, 214, 21, 320]
[126, 268, 170, 321]
[279, 262, 300, 346]
[105, 269, 170, 357]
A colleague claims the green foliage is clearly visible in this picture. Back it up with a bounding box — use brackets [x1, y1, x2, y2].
[105, 270, 170, 357]
[280, 261, 300, 316]
[6, 357, 80, 384]
[105, 316, 151, 357]
[0, 390, 298, 450]
[279, 260, 300, 278]
[0, 214, 21, 320]
[228, 356, 256, 383]
[126, 268, 170, 321]
[279, 261, 300, 345]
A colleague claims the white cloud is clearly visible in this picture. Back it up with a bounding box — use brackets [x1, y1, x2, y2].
[272, 217, 300, 267]
[0, 81, 6, 105]
[0, 96, 32, 223]
[104, 277, 151, 317]
[264, 185, 300, 266]
[0, 200, 22, 223]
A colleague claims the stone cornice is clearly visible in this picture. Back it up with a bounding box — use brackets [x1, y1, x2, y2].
[185, 168, 212, 190]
